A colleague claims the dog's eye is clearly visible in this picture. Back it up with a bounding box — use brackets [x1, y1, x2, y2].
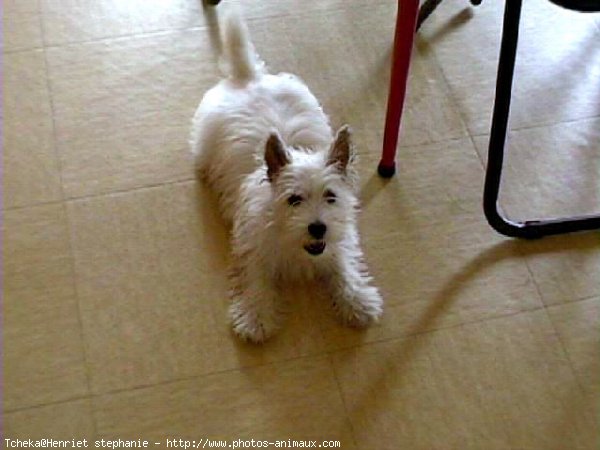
[287, 194, 303, 207]
[324, 190, 337, 204]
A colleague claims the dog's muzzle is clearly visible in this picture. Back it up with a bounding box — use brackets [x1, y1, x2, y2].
[304, 241, 326, 255]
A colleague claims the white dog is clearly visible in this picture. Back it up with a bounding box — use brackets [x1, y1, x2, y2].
[190, 14, 383, 343]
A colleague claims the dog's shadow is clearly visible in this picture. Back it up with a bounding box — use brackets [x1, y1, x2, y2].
[193, 174, 231, 265]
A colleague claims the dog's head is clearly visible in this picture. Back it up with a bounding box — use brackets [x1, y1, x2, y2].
[265, 125, 359, 258]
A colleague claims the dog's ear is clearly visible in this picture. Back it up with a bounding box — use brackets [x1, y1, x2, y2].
[265, 133, 289, 181]
[327, 125, 354, 173]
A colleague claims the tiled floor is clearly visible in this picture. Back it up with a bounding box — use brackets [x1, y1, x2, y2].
[3, 0, 599, 448]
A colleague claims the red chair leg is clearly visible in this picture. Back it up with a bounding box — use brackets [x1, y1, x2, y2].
[378, 0, 420, 178]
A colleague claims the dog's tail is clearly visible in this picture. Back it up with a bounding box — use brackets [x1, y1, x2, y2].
[222, 13, 265, 82]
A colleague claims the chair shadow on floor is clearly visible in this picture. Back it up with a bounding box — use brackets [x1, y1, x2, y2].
[337, 229, 598, 445]
[416, 7, 474, 55]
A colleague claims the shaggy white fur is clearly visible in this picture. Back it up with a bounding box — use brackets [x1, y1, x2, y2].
[190, 13, 383, 343]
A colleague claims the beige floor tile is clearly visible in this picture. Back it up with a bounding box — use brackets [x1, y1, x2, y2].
[519, 232, 600, 306]
[245, 3, 466, 149]
[39, 0, 400, 46]
[41, 0, 206, 46]
[67, 181, 329, 394]
[3, 0, 44, 52]
[239, 0, 364, 21]
[93, 357, 355, 448]
[547, 297, 599, 417]
[3, 50, 62, 209]
[420, 0, 600, 135]
[4, 0, 40, 13]
[3, 204, 88, 410]
[332, 310, 597, 450]
[356, 137, 484, 213]
[4, 399, 95, 441]
[66, 181, 230, 394]
[45, 28, 219, 198]
[473, 119, 600, 221]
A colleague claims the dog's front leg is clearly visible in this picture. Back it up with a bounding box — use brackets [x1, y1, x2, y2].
[228, 266, 281, 343]
[326, 251, 383, 328]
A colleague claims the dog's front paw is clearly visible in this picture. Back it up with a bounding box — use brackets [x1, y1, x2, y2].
[229, 299, 277, 344]
[333, 286, 383, 328]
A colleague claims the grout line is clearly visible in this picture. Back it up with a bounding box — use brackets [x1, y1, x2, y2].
[39, 9, 99, 439]
[4, 394, 93, 415]
[467, 129, 487, 170]
[325, 353, 359, 449]
[4, 198, 65, 212]
[4, 353, 328, 415]
[545, 294, 600, 309]
[469, 114, 600, 140]
[397, 133, 475, 151]
[41, 25, 209, 51]
[4, 302, 549, 416]
[519, 254, 554, 327]
[3, 175, 198, 212]
[104, 304, 547, 390]
[6, 130, 483, 212]
[4, 349, 338, 415]
[4, 121, 498, 213]
[63, 176, 198, 203]
[415, 35, 482, 164]
[35, 2, 377, 52]
[5, 130, 482, 212]
[516, 241, 548, 308]
[87, 350, 335, 398]
[541, 305, 592, 397]
[326, 304, 549, 354]
[3, 45, 46, 55]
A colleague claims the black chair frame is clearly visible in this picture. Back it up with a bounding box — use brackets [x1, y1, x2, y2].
[419, 0, 600, 238]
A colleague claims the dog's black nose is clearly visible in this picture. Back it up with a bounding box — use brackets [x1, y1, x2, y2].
[308, 221, 327, 239]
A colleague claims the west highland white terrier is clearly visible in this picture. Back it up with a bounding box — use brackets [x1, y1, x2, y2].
[190, 13, 383, 343]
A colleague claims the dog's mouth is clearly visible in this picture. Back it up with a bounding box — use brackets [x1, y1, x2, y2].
[304, 241, 326, 256]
